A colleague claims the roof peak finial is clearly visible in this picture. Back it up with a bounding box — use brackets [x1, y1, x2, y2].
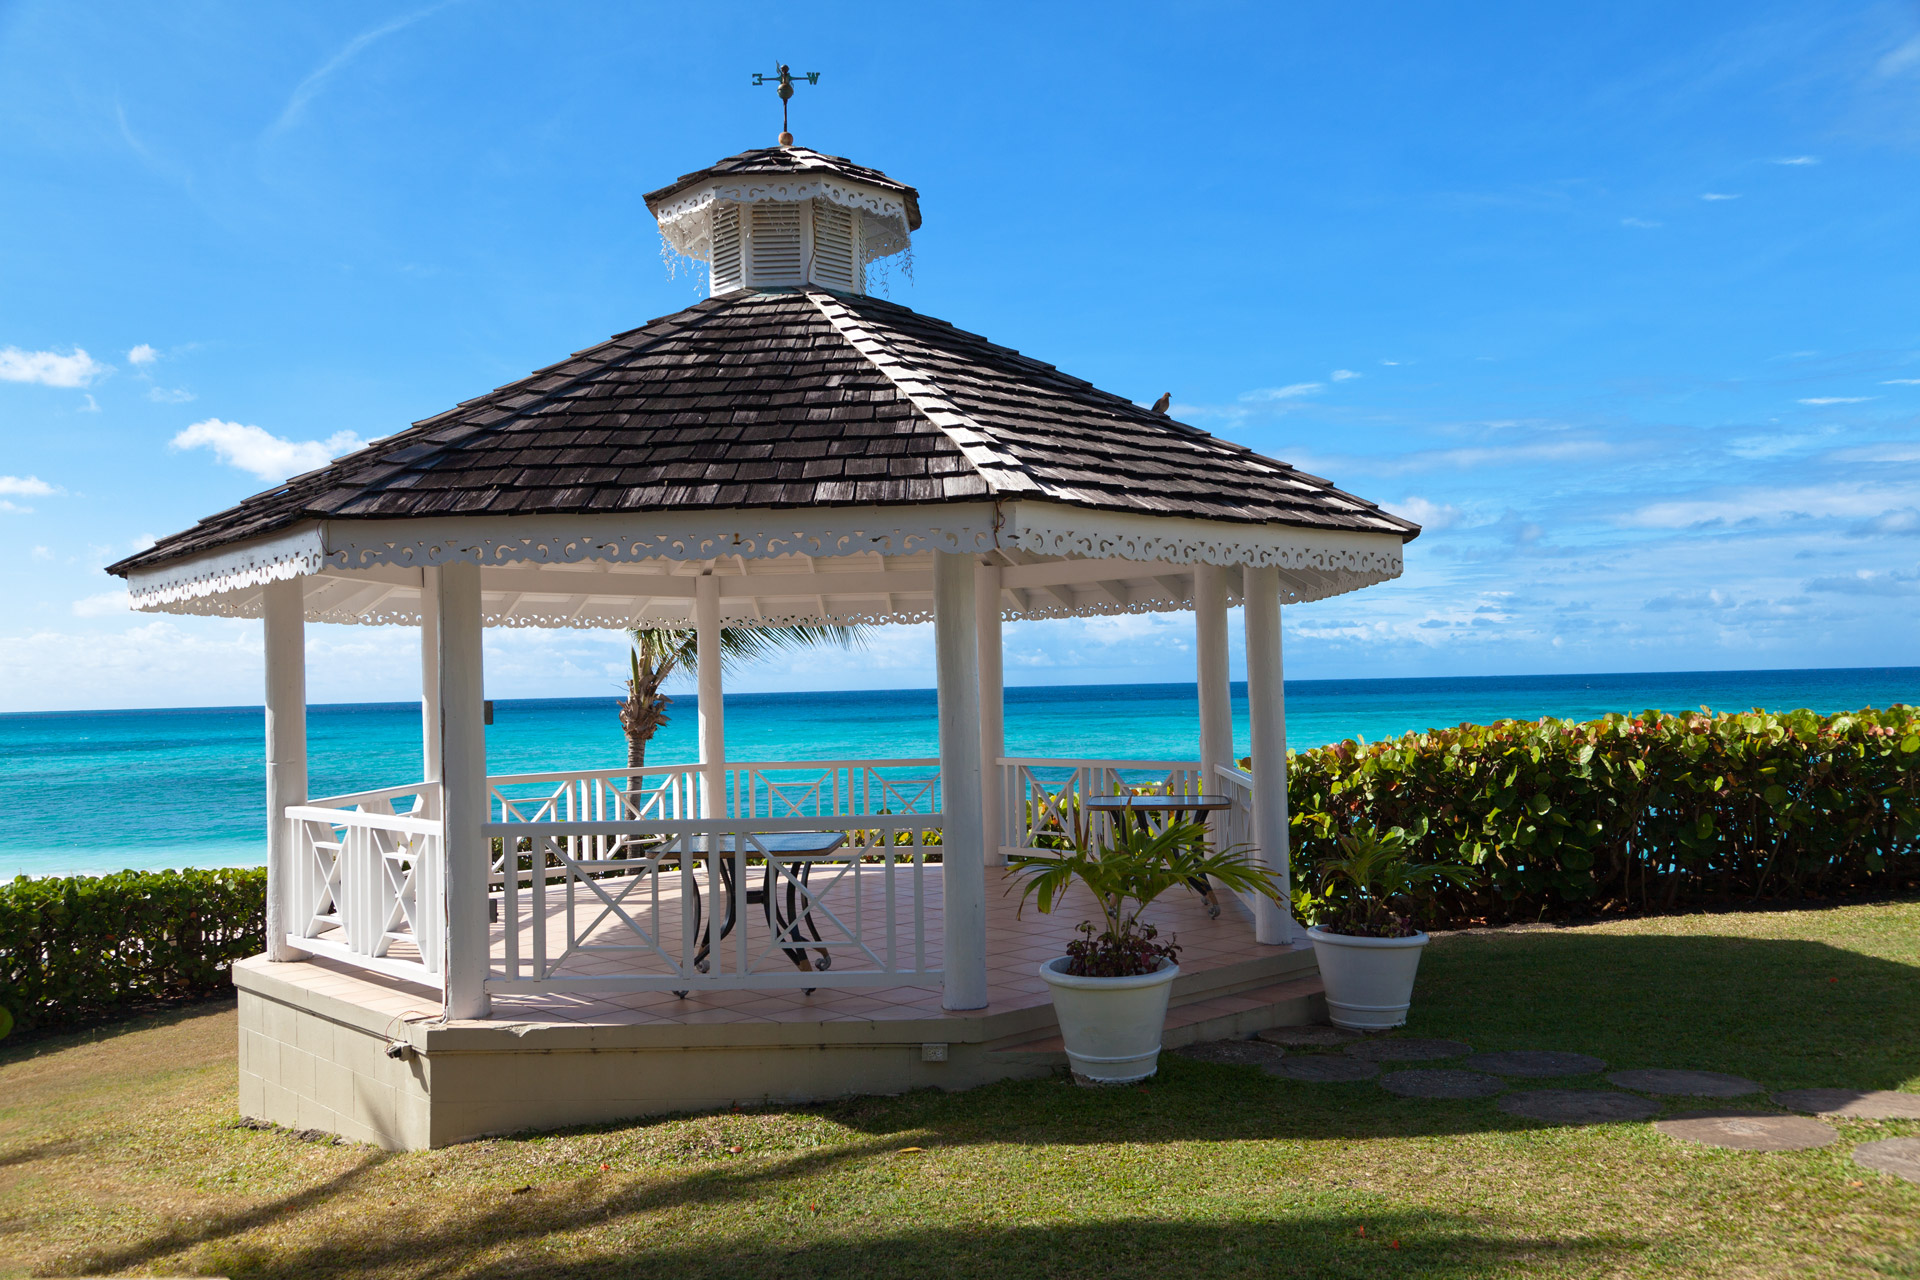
[752, 63, 819, 147]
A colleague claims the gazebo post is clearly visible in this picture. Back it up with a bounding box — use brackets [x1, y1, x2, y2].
[261, 578, 308, 963]
[419, 567, 441, 817]
[934, 551, 988, 1009]
[1241, 565, 1293, 945]
[974, 561, 1006, 867]
[1194, 563, 1234, 845]
[416, 567, 444, 973]
[437, 560, 490, 1019]
[695, 572, 726, 819]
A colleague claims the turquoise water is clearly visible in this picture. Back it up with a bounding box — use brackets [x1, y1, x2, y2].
[2, 667, 1914, 878]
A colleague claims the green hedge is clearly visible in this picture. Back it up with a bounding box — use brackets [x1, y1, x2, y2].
[0, 867, 265, 1034]
[1282, 705, 1920, 927]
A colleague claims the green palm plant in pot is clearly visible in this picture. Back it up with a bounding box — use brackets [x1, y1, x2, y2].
[1008, 802, 1281, 1084]
[1305, 826, 1478, 1030]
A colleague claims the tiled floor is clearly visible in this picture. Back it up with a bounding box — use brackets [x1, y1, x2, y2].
[289, 864, 1277, 1029]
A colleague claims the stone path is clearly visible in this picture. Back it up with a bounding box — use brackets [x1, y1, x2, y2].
[1497, 1089, 1661, 1124]
[1466, 1050, 1606, 1078]
[1343, 1038, 1473, 1062]
[1256, 1025, 1361, 1048]
[1854, 1138, 1920, 1185]
[1380, 1068, 1507, 1099]
[1654, 1111, 1838, 1151]
[1173, 1038, 1285, 1067]
[1264, 1054, 1379, 1083]
[1772, 1089, 1920, 1119]
[1608, 1068, 1762, 1097]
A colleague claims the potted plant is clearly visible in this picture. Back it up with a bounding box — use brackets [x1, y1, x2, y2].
[1306, 826, 1477, 1030]
[1009, 813, 1280, 1084]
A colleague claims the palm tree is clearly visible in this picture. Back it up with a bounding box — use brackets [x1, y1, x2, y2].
[617, 623, 868, 778]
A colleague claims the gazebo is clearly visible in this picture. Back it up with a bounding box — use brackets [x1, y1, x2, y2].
[109, 141, 1417, 1148]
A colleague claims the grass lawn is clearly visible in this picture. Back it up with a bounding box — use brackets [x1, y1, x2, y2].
[2, 901, 1917, 1279]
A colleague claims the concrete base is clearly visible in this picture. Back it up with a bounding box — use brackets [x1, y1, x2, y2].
[235, 941, 1323, 1150]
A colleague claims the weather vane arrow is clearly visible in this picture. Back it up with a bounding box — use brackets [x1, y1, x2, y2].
[752, 64, 820, 146]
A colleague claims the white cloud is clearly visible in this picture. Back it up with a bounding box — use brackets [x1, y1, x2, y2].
[1798, 396, 1872, 405]
[0, 346, 109, 388]
[1772, 156, 1819, 165]
[1883, 378, 1920, 385]
[0, 476, 58, 497]
[0, 501, 29, 514]
[128, 344, 159, 366]
[1395, 496, 1462, 530]
[147, 387, 196, 404]
[72, 591, 132, 617]
[1379, 359, 1400, 366]
[1621, 217, 1662, 229]
[1877, 33, 1920, 78]
[1240, 382, 1323, 401]
[1358, 439, 1612, 475]
[1330, 369, 1360, 381]
[1619, 484, 1918, 529]
[79, 394, 100, 413]
[31, 546, 53, 561]
[273, 3, 455, 135]
[1700, 192, 1741, 201]
[170, 419, 367, 482]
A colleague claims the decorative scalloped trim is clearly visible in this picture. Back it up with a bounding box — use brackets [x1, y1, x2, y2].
[1011, 517, 1405, 580]
[325, 522, 1000, 572]
[125, 529, 326, 609]
[654, 179, 912, 263]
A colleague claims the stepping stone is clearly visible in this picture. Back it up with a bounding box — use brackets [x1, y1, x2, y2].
[1609, 1068, 1762, 1097]
[1772, 1089, 1920, 1119]
[1175, 1038, 1284, 1066]
[1265, 1054, 1379, 1083]
[1466, 1050, 1606, 1078]
[1257, 1025, 1361, 1048]
[1343, 1038, 1473, 1062]
[1498, 1089, 1660, 1125]
[1655, 1111, 1837, 1151]
[1854, 1138, 1920, 1185]
[1380, 1068, 1506, 1099]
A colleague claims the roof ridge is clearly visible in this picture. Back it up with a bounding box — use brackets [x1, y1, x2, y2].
[805, 290, 1043, 498]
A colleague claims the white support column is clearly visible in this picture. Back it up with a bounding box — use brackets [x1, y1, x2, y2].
[695, 572, 726, 819]
[1242, 565, 1293, 945]
[262, 578, 308, 962]
[437, 560, 490, 1019]
[974, 561, 1006, 867]
[1194, 565, 1234, 784]
[935, 550, 988, 1010]
[419, 567, 441, 817]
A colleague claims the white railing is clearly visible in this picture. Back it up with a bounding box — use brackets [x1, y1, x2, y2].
[287, 781, 444, 988]
[727, 758, 941, 820]
[1212, 762, 1265, 918]
[998, 757, 1205, 858]
[482, 813, 942, 993]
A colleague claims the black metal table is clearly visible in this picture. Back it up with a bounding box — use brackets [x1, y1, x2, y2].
[1082, 793, 1234, 918]
[688, 831, 846, 987]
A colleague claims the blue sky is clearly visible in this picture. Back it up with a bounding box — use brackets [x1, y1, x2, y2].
[2, 1, 1918, 711]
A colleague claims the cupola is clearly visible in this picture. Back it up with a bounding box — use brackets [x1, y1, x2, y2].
[643, 146, 921, 297]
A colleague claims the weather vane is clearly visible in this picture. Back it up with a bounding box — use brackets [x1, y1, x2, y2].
[752, 64, 820, 146]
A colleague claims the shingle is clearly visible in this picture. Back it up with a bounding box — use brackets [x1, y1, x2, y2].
[110, 288, 1418, 578]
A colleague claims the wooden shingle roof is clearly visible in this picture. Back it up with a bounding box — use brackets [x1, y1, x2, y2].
[110, 289, 1417, 578]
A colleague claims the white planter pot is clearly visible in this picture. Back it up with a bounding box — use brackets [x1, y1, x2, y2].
[1038, 957, 1180, 1084]
[1308, 926, 1430, 1030]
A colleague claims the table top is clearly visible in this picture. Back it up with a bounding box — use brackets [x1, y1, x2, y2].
[713, 831, 849, 856]
[1082, 793, 1233, 813]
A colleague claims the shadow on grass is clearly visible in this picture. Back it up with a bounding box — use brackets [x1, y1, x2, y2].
[1408, 929, 1920, 1090]
[0, 993, 236, 1068]
[192, 1200, 1636, 1280]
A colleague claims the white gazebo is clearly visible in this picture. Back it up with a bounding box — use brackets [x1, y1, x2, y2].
[110, 141, 1417, 1148]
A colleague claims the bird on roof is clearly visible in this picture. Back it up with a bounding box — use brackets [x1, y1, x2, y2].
[1150, 392, 1170, 414]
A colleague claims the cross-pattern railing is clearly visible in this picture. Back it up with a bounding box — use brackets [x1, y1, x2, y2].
[483, 813, 942, 993]
[287, 782, 444, 988]
[727, 758, 941, 821]
[998, 758, 1205, 858]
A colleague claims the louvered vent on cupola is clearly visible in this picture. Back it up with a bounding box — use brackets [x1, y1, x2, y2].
[710, 203, 743, 292]
[748, 203, 804, 286]
[810, 201, 860, 293]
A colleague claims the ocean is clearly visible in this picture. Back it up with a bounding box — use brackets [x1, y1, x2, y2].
[3, 667, 1914, 878]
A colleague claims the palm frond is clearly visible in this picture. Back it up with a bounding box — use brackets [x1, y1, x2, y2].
[626, 623, 870, 678]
